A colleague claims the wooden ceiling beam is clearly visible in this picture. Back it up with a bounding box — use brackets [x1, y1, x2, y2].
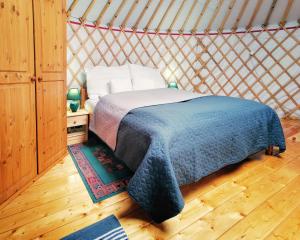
[168, 0, 185, 32]
[70, 0, 294, 32]
[80, 0, 96, 24]
[144, 0, 162, 31]
[121, 0, 140, 29]
[191, 0, 210, 33]
[246, 0, 264, 29]
[206, 0, 224, 32]
[232, 0, 249, 31]
[280, 0, 294, 26]
[263, 0, 278, 27]
[133, 0, 152, 30]
[156, 0, 175, 32]
[218, 0, 236, 32]
[95, 0, 111, 26]
[180, 0, 197, 33]
[67, 0, 79, 19]
[108, 0, 128, 28]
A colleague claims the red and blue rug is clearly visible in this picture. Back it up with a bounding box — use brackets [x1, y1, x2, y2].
[68, 136, 132, 203]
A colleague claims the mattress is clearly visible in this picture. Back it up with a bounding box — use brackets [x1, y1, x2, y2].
[90, 88, 202, 150]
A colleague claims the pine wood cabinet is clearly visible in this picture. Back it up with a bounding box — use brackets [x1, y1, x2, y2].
[34, 0, 67, 173]
[0, 0, 66, 203]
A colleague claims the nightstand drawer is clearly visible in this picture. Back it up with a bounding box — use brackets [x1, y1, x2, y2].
[67, 114, 88, 127]
[67, 131, 88, 145]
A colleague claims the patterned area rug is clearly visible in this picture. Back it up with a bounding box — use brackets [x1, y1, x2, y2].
[68, 135, 132, 203]
[69, 120, 299, 203]
[61, 215, 128, 240]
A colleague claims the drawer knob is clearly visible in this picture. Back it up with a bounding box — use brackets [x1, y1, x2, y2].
[73, 121, 77, 124]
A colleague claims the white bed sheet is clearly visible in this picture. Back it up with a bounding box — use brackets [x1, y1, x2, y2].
[90, 89, 206, 150]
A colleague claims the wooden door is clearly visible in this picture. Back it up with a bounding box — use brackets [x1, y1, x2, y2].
[0, 0, 37, 203]
[33, 0, 67, 173]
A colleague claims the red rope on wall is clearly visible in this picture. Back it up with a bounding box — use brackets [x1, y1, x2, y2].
[68, 20, 300, 36]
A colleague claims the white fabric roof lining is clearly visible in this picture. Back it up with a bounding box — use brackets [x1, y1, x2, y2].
[67, 0, 300, 33]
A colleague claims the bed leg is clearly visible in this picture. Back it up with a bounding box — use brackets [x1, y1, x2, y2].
[265, 146, 273, 155]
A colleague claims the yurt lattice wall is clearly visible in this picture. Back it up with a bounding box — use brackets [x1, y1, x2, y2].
[66, 0, 300, 119]
[67, 23, 200, 91]
[197, 27, 300, 119]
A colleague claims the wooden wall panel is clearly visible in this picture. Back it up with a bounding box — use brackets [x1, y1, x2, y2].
[67, 22, 300, 119]
[34, 0, 67, 173]
[0, 0, 36, 203]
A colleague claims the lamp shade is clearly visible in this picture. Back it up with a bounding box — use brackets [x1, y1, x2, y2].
[168, 82, 178, 89]
[67, 88, 81, 100]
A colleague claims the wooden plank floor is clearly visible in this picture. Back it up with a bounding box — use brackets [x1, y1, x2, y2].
[1, 120, 300, 240]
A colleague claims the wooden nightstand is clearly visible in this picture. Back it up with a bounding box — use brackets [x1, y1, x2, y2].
[67, 109, 89, 145]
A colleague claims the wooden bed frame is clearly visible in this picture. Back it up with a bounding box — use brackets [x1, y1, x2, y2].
[266, 146, 274, 155]
[80, 86, 95, 124]
[80, 86, 88, 109]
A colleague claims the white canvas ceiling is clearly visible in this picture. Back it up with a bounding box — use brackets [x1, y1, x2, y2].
[67, 0, 300, 33]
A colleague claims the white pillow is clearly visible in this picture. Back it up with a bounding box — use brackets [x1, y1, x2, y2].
[110, 78, 133, 93]
[88, 94, 101, 100]
[86, 65, 131, 98]
[128, 64, 166, 90]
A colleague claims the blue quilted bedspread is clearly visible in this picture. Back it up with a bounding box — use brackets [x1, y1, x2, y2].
[114, 96, 285, 222]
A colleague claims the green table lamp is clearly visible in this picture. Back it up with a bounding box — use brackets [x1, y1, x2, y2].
[67, 88, 81, 112]
[168, 82, 178, 89]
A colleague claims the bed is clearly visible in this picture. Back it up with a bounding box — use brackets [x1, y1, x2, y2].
[85, 64, 286, 223]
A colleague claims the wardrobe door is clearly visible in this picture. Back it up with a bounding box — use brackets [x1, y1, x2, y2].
[33, 0, 67, 173]
[0, 1, 37, 203]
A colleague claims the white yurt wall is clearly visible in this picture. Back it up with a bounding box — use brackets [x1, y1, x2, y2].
[66, 0, 300, 119]
[196, 25, 300, 119]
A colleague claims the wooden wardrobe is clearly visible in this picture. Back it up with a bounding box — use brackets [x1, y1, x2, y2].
[0, 0, 67, 204]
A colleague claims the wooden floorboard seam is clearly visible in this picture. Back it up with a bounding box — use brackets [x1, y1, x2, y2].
[215, 174, 300, 240]
[38, 153, 300, 239]
[165, 158, 300, 240]
[0, 120, 299, 239]
[262, 202, 300, 240]
[217, 175, 300, 240]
